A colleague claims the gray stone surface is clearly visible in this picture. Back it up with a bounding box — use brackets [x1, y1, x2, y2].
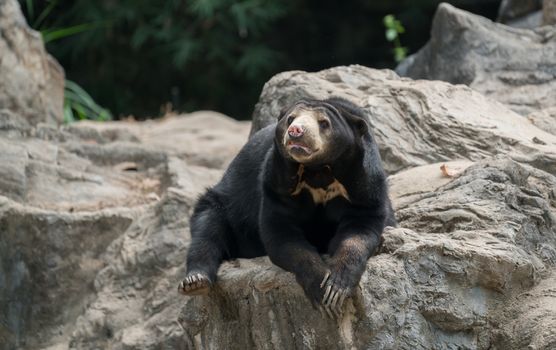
[505, 10, 542, 28]
[396, 3, 556, 116]
[491, 271, 556, 349]
[544, 0, 556, 24]
[528, 107, 556, 135]
[497, 0, 542, 23]
[0, 113, 248, 350]
[0, 0, 64, 126]
[251, 65, 556, 175]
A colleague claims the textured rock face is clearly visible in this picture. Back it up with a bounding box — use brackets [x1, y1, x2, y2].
[545, 0, 556, 24]
[528, 107, 556, 135]
[250, 65, 556, 175]
[0, 113, 249, 350]
[497, 0, 542, 23]
[396, 3, 556, 116]
[0, 0, 64, 126]
[492, 272, 556, 349]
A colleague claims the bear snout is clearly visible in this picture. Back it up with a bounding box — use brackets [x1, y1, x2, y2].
[288, 125, 304, 138]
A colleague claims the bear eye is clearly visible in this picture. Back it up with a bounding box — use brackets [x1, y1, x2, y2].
[319, 120, 330, 129]
[286, 115, 295, 125]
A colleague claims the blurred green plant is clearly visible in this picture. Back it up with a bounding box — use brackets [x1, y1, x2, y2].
[25, 0, 291, 119]
[63, 80, 112, 123]
[21, 0, 112, 122]
[383, 14, 408, 63]
[18, 1, 494, 120]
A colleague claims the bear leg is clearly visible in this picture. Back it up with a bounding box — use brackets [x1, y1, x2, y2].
[179, 195, 233, 296]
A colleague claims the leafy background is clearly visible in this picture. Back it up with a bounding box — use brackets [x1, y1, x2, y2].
[19, 0, 500, 120]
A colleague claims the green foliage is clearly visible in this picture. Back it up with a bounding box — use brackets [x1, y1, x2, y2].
[18, 1, 500, 120]
[383, 14, 408, 63]
[30, 0, 291, 119]
[63, 80, 112, 123]
[42, 23, 96, 44]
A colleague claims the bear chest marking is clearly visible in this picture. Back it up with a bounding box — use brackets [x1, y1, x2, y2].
[290, 165, 350, 205]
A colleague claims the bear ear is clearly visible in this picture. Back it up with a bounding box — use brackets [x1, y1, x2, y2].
[353, 117, 369, 135]
[324, 97, 369, 136]
[345, 114, 369, 136]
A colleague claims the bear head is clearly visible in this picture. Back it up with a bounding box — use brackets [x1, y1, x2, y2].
[275, 97, 369, 166]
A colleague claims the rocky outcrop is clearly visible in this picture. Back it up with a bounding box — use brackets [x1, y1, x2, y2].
[251, 65, 556, 175]
[0, 0, 64, 126]
[0, 113, 249, 350]
[497, 0, 543, 28]
[497, 0, 542, 23]
[528, 107, 556, 135]
[544, 0, 556, 24]
[492, 271, 556, 349]
[396, 3, 556, 117]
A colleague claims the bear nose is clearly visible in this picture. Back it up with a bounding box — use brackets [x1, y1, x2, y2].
[288, 125, 304, 138]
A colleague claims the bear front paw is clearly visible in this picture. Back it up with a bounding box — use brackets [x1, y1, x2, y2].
[318, 269, 356, 318]
[178, 272, 212, 296]
[297, 270, 350, 319]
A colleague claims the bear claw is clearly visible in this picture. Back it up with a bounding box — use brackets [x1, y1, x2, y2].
[178, 273, 211, 296]
[319, 272, 349, 318]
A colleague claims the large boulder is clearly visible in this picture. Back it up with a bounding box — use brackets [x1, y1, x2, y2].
[527, 107, 556, 135]
[544, 0, 556, 24]
[250, 65, 556, 175]
[497, 0, 542, 23]
[396, 3, 556, 117]
[0, 113, 249, 350]
[0, 0, 64, 126]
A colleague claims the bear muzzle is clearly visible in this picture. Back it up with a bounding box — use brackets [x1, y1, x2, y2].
[282, 111, 325, 162]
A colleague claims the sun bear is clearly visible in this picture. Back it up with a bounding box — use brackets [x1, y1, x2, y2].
[179, 97, 396, 316]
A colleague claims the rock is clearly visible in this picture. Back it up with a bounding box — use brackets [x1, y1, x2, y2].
[544, 0, 556, 24]
[387, 160, 473, 209]
[0, 199, 138, 349]
[396, 3, 556, 116]
[491, 272, 556, 349]
[0, 0, 64, 126]
[497, 0, 542, 23]
[67, 111, 250, 169]
[251, 65, 556, 175]
[505, 10, 542, 28]
[0, 112, 243, 350]
[180, 159, 556, 349]
[527, 107, 556, 135]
